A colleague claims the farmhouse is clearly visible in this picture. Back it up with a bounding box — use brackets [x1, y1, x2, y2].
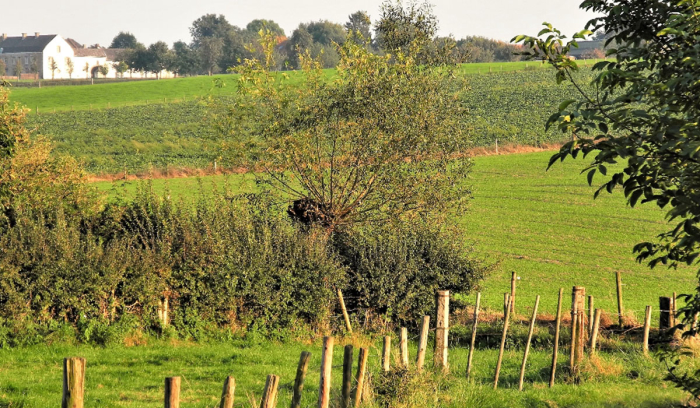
[0, 33, 173, 79]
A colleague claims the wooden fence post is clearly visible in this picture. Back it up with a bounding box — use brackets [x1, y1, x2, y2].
[291, 351, 311, 408]
[219, 376, 235, 408]
[400, 328, 409, 367]
[660, 297, 672, 330]
[503, 293, 510, 319]
[571, 286, 586, 377]
[342, 345, 354, 408]
[616, 272, 624, 327]
[518, 296, 540, 391]
[510, 272, 517, 315]
[671, 292, 677, 328]
[588, 296, 594, 335]
[466, 292, 481, 379]
[318, 337, 334, 408]
[382, 336, 391, 372]
[416, 316, 430, 371]
[164, 377, 181, 408]
[260, 375, 280, 408]
[550, 288, 564, 388]
[494, 297, 512, 389]
[643, 306, 652, 356]
[589, 309, 602, 354]
[435, 290, 450, 373]
[353, 348, 368, 408]
[62, 357, 86, 408]
[338, 289, 353, 334]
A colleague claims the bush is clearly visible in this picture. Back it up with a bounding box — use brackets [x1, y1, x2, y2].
[333, 220, 490, 326]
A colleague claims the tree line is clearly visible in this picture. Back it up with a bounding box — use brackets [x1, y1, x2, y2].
[107, 1, 527, 77]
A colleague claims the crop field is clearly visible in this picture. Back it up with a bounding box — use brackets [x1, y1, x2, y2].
[94, 150, 696, 319]
[22, 68, 597, 175]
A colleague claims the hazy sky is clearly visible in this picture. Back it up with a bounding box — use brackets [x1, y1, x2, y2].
[0, 0, 595, 47]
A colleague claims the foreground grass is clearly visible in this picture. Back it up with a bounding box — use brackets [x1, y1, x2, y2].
[95, 150, 696, 318]
[0, 334, 690, 408]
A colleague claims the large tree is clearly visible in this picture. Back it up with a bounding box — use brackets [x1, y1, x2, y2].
[190, 14, 233, 47]
[109, 31, 140, 49]
[212, 32, 471, 231]
[198, 36, 224, 76]
[145, 41, 172, 79]
[171, 41, 199, 76]
[246, 19, 285, 37]
[515, 0, 700, 398]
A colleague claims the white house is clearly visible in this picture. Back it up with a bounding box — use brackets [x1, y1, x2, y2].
[0, 33, 174, 80]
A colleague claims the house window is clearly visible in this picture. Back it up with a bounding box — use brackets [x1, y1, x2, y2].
[57, 46, 61, 53]
[24, 57, 28, 65]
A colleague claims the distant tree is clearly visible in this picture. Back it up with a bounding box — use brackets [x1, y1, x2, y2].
[109, 32, 140, 49]
[246, 19, 285, 37]
[287, 26, 314, 68]
[113, 61, 129, 78]
[199, 36, 224, 76]
[48, 57, 60, 80]
[65, 57, 74, 79]
[457, 36, 523, 63]
[581, 48, 605, 60]
[119, 44, 147, 77]
[14, 59, 22, 80]
[220, 28, 255, 71]
[305, 20, 347, 46]
[190, 14, 233, 47]
[345, 11, 372, 46]
[144, 42, 172, 79]
[375, 0, 438, 54]
[83, 62, 90, 79]
[29, 58, 40, 79]
[171, 41, 199, 76]
[98, 63, 110, 78]
[0, 60, 5, 77]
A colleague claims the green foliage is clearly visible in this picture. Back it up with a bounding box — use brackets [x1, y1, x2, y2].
[334, 220, 490, 325]
[109, 31, 141, 49]
[219, 33, 472, 230]
[375, 0, 438, 54]
[514, 0, 700, 399]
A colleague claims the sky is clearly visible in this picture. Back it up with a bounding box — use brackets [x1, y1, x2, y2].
[0, 0, 595, 47]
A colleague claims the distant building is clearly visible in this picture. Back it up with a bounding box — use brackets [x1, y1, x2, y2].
[567, 40, 606, 59]
[0, 33, 174, 79]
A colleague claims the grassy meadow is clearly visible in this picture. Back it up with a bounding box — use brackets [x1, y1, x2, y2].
[0, 334, 692, 408]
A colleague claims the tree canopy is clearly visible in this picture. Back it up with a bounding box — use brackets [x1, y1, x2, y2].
[213, 32, 472, 231]
[109, 31, 141, 49]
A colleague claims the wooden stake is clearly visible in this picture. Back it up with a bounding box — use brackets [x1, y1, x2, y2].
[164, 377, 181, 408]
[589, 309, 602, 354]
[518, 295, 540, 391]
[671, 292, 677, 328]
[660, 297, 672, 330]
[416, 315, 430, 371]
[382, 336, 391, 372]
[342, 345, 354, 408]
[569, 306, 577, 371]
[510, 271, 517, 315]
[571, 286, 586, 374]
[616, 271, 624, 327]
[400, 327, 409, 367]
[493, 297, 512, 389]
[434, 290, 450, 373]
[503, 293, 510, 319]
[353, 348, 368, 408]
[588, 296, 594, 335]
[466, 292, 481, 379]
[219, 376, 235, 408]
[260, 374, 280, 408]
[643, 306, 652, 356]
[318, 337, 334, 408]
[291, 351, 311, 408]
[62, 357, 86, 408]
[338, 289, 353, 334]
[550, 288, 564, 388]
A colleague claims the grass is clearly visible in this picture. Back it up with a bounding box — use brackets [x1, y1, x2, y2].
[94, 150, 697, 319]
[0, 333, 693, 408]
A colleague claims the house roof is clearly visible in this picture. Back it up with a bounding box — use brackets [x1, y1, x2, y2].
[0, 35, 57, 53]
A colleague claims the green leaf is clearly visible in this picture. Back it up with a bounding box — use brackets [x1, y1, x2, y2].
[558, 99, 576, 111]
[587, 169, 596, 186]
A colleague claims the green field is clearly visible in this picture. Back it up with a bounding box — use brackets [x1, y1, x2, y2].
[96, 150, 696, 319]
[21, 68, 597, 174]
